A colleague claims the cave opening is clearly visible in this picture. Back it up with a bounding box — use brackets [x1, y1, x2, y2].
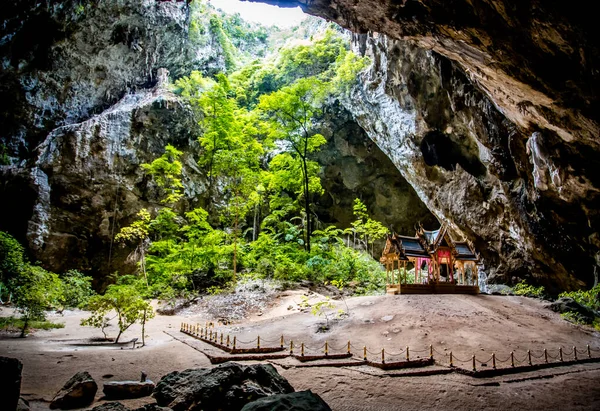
[420, 130, 487, 178]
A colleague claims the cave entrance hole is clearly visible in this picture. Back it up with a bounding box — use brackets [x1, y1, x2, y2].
[420, 130, 487, 178]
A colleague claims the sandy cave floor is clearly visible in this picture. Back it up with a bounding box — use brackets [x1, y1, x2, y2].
[1, 289, 600, 410]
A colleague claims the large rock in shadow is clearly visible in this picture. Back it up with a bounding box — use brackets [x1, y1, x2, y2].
[153, 363, 294, 411]
[103, 380, 155, 400]
[0, 356, 22, 411]
[50, 371, 97, 409]
[241, 390, 332, 411]
[546, 297, 597, 323]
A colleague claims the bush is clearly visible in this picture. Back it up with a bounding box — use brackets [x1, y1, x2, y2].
[0, 231, 27, 298]
[60, 270, 94, 308]
[559, 284, 600, 312]
[512, 280, 546, 298]
[9, 265, 63, 337]
[0, 316, 64, 332]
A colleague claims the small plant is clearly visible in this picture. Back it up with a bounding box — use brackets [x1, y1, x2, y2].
[512, 280, 546, 298]
[311, 297, 336, 332]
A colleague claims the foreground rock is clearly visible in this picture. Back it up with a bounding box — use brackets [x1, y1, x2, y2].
[91, 403, 129, 411]
[153, 363, 294, 411]
[50, 371, 97, 409]
[546, 297, 597, 323]
[91, 403, 171, 411]
[241, 390, 331, 411]
[0, 356, 22, 411]
[17, 397, 30, 411]
[103, 380, 155, 400]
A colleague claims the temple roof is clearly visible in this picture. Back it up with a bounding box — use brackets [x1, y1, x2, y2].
[396, 235, 429, 258]
[454, 242, 478, 261]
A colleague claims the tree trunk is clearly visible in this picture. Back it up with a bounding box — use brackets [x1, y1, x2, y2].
[140, 240, 148, 287]
[115, 329, 123, 344]
[20, 315, 29, 338]
[302, 157, 311, 253]
[233, 210, 238, 280]
[141, 308, 147, 347]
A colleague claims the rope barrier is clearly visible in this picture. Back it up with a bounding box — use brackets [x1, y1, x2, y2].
[450, 353, 472, 363]
[178, 323, 597, 372]
[475, 356, 494, 364]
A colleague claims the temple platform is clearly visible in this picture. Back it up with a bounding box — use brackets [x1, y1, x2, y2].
[386, 283, 479, 295]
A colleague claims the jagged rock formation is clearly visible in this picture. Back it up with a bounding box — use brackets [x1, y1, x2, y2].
[253, 0, 600, 290]
[314, 102, 436, 233]
[0, 0, 231, 160]
[1, 72, 204, 279]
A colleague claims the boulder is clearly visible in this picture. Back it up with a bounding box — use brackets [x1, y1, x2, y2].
[546, 297, 597, 323]
[153, 363, 294, 411]
[133, 405, 173, 411]
[91, 402, 129, 411]
[241, 390, 332, 411]
[0, 356, 22, 411]
[103, 381, 155, 400]
[50, 371, 98, 409]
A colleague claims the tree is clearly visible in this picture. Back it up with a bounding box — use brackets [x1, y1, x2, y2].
[115, 209, 152, 286]
[81, 284, 153, 344]
[10, 266, 62, 337]
[348, 198, 388, 257]
[258, 77, 329, 252]
[0, 231, 26, 302]
[142, 144, 184, 206]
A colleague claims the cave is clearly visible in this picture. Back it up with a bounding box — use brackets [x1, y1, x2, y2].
[419, 130, 486, 178]
[0, 0, 597, 292]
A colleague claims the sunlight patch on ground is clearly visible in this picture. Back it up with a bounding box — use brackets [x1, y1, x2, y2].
[209, 0, 307, 27]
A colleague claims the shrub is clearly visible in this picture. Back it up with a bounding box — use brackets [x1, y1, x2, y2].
[512, 280, 546, 298]
[559, 284, 600, 312]
[60, 270, 94, 308]
[10, 265, 63, 337]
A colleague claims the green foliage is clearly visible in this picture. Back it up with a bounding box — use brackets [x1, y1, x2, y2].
[0, 143, 9, 165]
[0, 231, 95, 334]
[115, 209, 151, 244]
[347, 199, 388, 256]
[559, 284, 600, 312]
[310, 297, 336, 329]
[113, 18, 380, 299]
[0, 317, 64, 332]
[142, 145, 184, 205]
[209, 14, 238, 71]
[81, 284, 154, 343]
[60, 270, 94, 309]
[512, 280, 546, 298]
[10, 265, 63, 336]
[0, 231, 26, 294]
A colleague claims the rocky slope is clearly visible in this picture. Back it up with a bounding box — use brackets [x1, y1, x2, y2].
[314, 102, 436, 234]
[1, 70, 204, 278]
[253, 0, 600, 290]
[0, 0, 225, 161]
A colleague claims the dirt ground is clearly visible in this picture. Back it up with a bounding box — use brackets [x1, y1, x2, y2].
[1, 289, 600, 410]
